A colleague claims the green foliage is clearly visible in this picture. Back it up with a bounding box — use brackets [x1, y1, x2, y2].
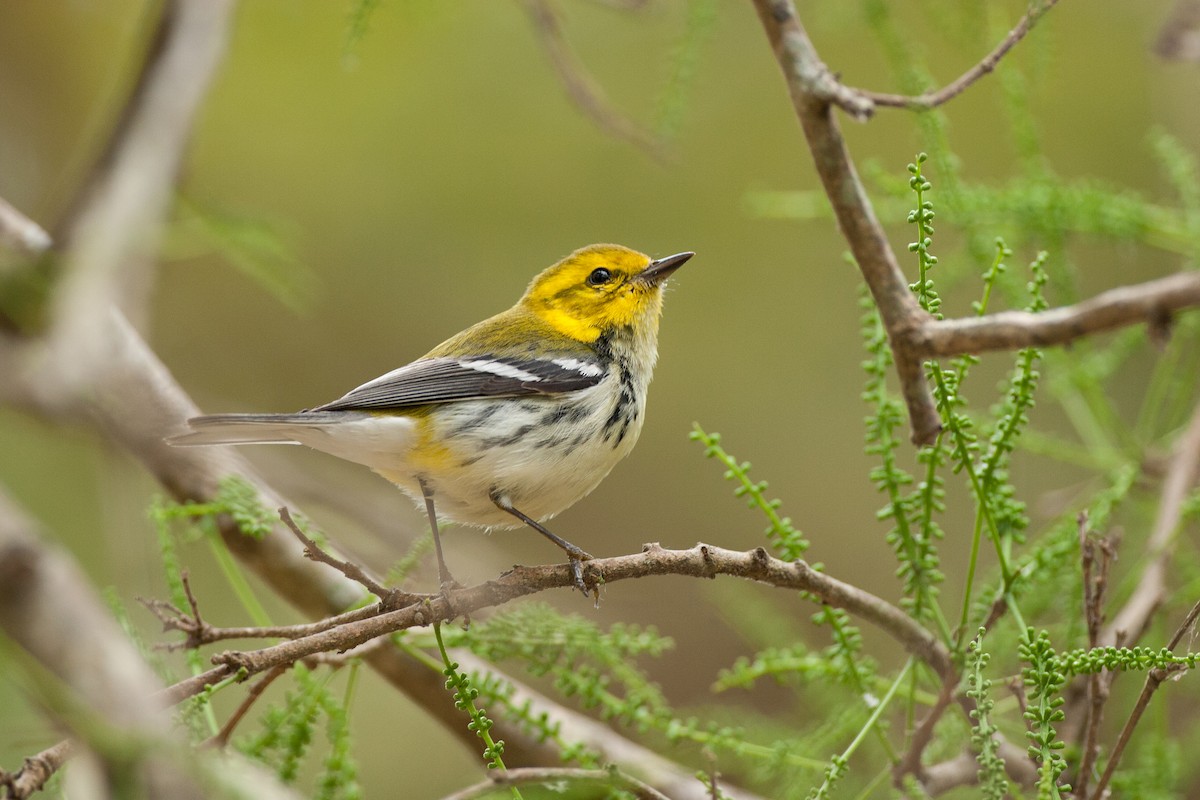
[656, 0, 718, 142]
[861, 286, 946, 631]
[169, 197, 316, 315]
[1020, 629, 1069, 797]
[965, 632, 1008, 800]
[236, 663, 361, 798]
[690, 424, 808, 559]
[433, 622, 511, 778]
[383, 531, 434, 587]
[158, 474, 278, 541]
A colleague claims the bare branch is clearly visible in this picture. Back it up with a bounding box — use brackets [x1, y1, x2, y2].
[1074, 518, 1118, 799]
[46, 0, 235, 395]
[863, 1, 1062, 110]
[278, 506, 416, 607]
[1091, 598, 1200, 800]
[522, 0, 667, 160]
[749, 0, 941, 444]
[155, 543, 951, 709]
[916, 272, 1200, 358]
[895, 673, 958, 786]
[203, 664, 289, 750]
[145, 595, 391, 649]
[1102, 399, 1200, 647]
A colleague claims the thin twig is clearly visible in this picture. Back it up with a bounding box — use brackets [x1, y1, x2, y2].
[1074, 515, 1118, 799]
[522, 0, 667, 160]
[203, 664, 289, 750]
[1091, 598, 1200, 800]
[142, 593, 396, 649]
[894, 672, 958, 785]
[863, 0, 1062, 110]
[278, 506, 413, 607]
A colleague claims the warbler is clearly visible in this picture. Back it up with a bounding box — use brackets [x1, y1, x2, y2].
[170, 244, 693, 592]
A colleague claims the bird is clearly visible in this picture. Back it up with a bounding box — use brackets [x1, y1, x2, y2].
[169, 243, 693, 593]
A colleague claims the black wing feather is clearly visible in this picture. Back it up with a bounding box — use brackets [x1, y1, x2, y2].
[313, 356, 603, 412]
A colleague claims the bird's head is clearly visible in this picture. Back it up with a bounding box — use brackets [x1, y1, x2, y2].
[522, 244, 693, 343]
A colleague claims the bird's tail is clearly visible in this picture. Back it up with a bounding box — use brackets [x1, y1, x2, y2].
[167, 412, 346, 446]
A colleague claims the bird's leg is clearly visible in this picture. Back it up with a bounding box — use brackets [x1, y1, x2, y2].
[491, 493, 593, 595]
[419, 479, 459, 591]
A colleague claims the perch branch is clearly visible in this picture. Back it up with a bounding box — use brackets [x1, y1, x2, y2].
[155, 543, 951, 707]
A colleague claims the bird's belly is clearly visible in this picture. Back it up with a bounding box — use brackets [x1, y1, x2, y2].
[377, 392, 645, 529]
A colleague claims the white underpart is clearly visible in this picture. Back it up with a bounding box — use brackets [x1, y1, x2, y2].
[284, 415, 422, 474]
[551, 357, 603, 377]
[457, 358, 541, 382]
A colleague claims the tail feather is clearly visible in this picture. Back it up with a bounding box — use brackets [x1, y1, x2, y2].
[168, 412, 346, 446]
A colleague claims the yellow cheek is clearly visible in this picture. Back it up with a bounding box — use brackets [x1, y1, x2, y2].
[539, 307, 602, 342]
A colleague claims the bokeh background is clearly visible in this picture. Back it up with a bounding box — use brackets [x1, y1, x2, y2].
[1, 1, 1197, 796]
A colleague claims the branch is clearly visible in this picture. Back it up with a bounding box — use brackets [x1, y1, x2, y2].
[747, 0, 1200, 445]
[862, 0, 1062, 111]
[1102, 398, 1200, 647]
[749, 0, 942, 444]
[154, 543, 951, 708]
[916, 272, 1200, 357]
[1090, 598, 1200, 800]
[45, 0, 235, 396]
[0, 740, 71, 800]
[1074, 519, 1118, 799]
[0, 487, 301, 800]
[203, 664, 290, 750]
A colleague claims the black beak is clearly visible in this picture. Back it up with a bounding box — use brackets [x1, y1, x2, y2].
[635, 251, 694, 285]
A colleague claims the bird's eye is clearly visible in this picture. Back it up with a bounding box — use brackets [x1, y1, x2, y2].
[586, 268, 612, 286]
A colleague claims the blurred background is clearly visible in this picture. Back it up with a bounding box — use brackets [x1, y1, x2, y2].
[1, 1, 1197, 796]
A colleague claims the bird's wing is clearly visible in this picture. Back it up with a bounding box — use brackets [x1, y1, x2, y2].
[313, 355, 605, 411]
